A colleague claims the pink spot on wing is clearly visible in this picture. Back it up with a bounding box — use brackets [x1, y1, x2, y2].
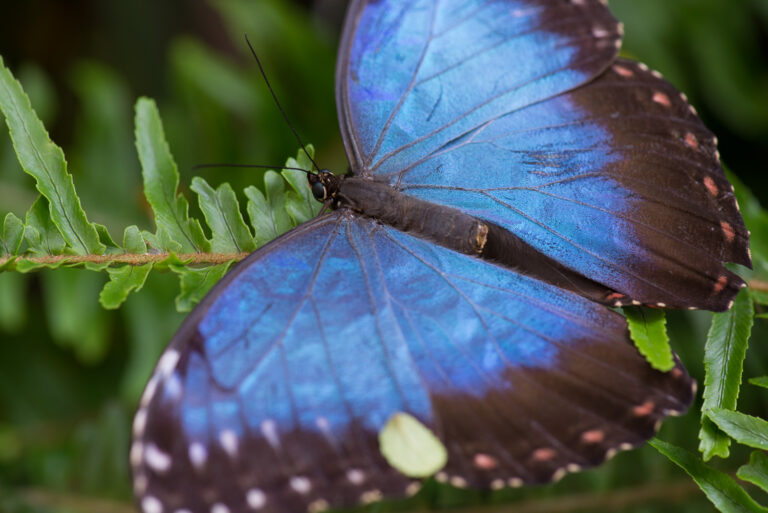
[632, 401, 655, 417]
[684, 132, 699, 149]
[614, 65, 634, 77]
[713, 275, 728, 294]
[581, 429, 605, 444]
[720, 221, 735, 243]
[605, 292, 625, 301]
[532, 448, 556, 462]
[671, 368, 683, 379]
[703, 176, 719, 197]
[653, 92, 671, 107]
[473, 453, 498, 470]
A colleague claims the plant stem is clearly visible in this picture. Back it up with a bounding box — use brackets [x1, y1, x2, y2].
[0, 252, 250, 268]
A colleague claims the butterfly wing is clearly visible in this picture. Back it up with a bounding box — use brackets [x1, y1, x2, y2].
[337, 1, 749, 311]
[132, 211, 693, 513]
[336, 0, 622, 171]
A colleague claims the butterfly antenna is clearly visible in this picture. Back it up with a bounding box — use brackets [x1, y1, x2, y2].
[192, 163, 313, 175]
[244, 34, 321, 173]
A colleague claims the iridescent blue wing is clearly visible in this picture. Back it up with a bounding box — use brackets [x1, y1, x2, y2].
[132, 212, 693, 513]
[337, 0, 621, 171]
[337, 2, 750, 311]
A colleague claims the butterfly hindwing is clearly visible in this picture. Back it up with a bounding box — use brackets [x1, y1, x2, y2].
[132, 212, 693, 513]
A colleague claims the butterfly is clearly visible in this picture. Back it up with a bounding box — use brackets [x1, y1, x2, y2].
[131, 1, 751, 512]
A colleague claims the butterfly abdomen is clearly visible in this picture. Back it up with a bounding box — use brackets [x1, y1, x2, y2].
[339, 177, 627, 306]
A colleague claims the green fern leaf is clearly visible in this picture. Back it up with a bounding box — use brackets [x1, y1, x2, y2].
[1, 212, 24, 257]
[245, 170, 292, 246]
[625, 307, 674, 371]
[100, 264, 153, 310]
[699, 288, 755, 460]
[738, 451, 768, 494]
[749, 376, 768, 389]
[190, 177, 256, 253]
[172, 263, 232, 312]
[122, 225, 147, 254]
[707, 408, 768, 451]
[24, 196, 65, 258]
[134, 97, 209, 253]
[651, 438, 768, 513]
[0, 55, 104, 255]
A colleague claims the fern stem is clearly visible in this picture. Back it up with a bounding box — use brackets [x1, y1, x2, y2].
[0, 252, 250, 267]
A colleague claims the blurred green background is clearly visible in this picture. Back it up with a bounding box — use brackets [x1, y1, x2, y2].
[0, 0, 767, 512]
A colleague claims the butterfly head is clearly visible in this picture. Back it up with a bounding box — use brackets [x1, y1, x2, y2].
[308, 169, 341, 204]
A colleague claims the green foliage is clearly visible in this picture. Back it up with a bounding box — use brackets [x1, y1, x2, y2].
[0, 67, 317, 311]
[135, 97, 210, 254]
[624, 307, 674, 371]
[738, 452, 768, 494]
[0, 55, 104, 256]
[707, 408, 768, 452]
[699, 289, 755, 460]
[650, 439, 768, 513]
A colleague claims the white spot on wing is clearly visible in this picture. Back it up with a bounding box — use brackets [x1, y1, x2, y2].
[142, 496, 163, 513]
[406, 482, 421, 496]
[158, 350, 180, 377]
[308, 499, 329, 513]
[219, 429, 239, 457]
[347, 468, 365, 485]
[130, 442, 144, 467]
[145, 443, 172, 473]
[260, 419, 280, 448]
[164, 373, 183, 401]
[134, 473, 148, 494]
[247, 488, 266, 509]
[133, 408, 148, 436]
[361, 490, 383, 504]
[140, 375, 159, 407]
[211, 503, 230, 513]
[290, 476, 311, 494]
[189, 442, 207, 469]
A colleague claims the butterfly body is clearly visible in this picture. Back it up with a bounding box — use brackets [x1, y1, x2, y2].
[132, 1, 749, 512]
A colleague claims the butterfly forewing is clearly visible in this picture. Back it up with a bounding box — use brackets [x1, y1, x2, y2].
[336, 0, 621, 172]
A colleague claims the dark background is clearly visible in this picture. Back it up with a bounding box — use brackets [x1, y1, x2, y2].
[0, 1, 767, 512]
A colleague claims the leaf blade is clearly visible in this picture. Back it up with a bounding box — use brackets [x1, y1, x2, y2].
[0, 55, 103, 255]
[99, 264, 153, 310]
[738, 451, 768, 494]
[134, 97, 208, 253]
[699, 288, 755, 460]
[1, 212, 24, 256]
[625, 307, 674, 371]
[707, 408, 768, 451]
[190, 177, 255, 253]
[651, 438, 768, 513]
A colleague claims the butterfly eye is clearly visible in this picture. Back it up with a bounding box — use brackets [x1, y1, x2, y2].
[311, 180, 327, 201]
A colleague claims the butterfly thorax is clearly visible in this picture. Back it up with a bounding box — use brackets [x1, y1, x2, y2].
[334, 176, 489, 255]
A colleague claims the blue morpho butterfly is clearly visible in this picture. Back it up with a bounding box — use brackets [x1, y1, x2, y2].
[131, 1, 751, 512]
